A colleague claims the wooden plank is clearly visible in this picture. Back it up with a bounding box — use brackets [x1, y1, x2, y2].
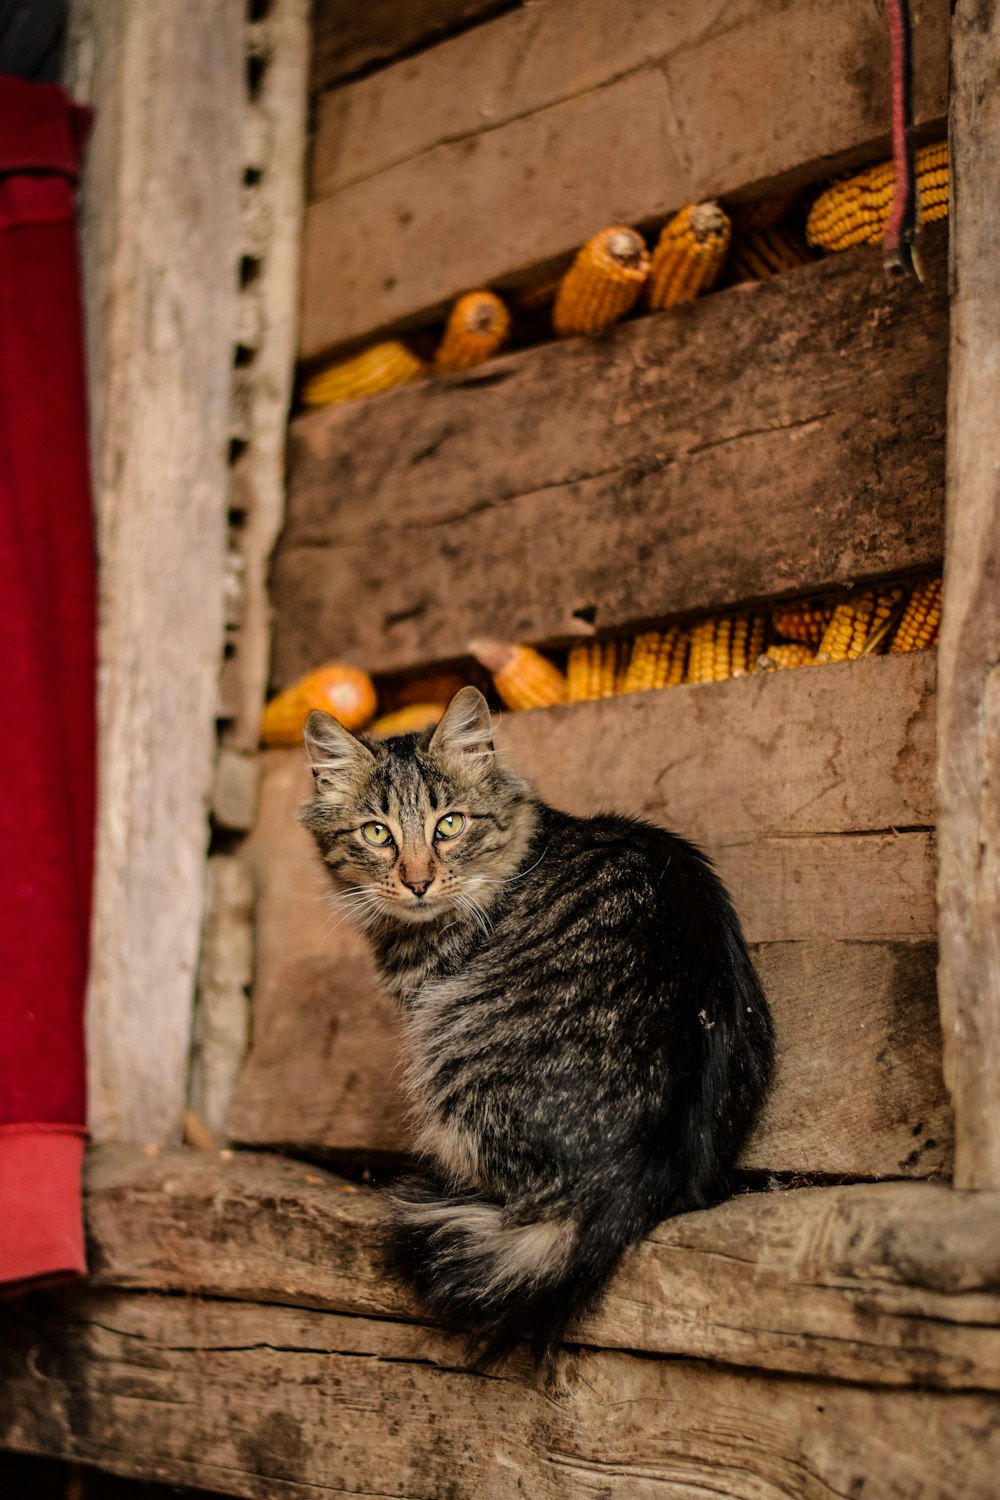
[229, 660, 951, 1175]
[64, 1, 242, 1144]
[936, 0, 1000, 1190]
[4, 1283, 1000, 1498]
[80, 1149, 1000, 1389]
[278, 234, 947, 680]
[313, 0, 949, 200]
[302, 0, 950, 354]
[310, 0, 507, 92]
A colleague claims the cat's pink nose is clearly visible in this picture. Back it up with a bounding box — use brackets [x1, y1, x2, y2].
[403, 878, 431, 898]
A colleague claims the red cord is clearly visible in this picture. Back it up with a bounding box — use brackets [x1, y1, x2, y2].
[884, 0, 918, 274]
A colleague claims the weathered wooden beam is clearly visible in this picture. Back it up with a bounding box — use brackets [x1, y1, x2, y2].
[936, 0, 1000, 1189]
[77, 1147, 1000, 1390]
[65, 0, 243, 1144]
[229, 656, 950, 1175]
[3, 1271, 1000, 1497]
[278, 234, 947, 681]
[310, 0, 507, 92]
[302, 0, 949, 355]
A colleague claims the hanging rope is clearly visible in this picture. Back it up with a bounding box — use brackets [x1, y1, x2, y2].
[883, 0, 919, 276]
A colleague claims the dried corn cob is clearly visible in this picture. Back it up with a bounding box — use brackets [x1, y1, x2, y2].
[729, 612, 770, 676]
[815, 600, 861, 664]
[435, 291, 511, 371]
[806, 141, 949, 253]
[647, 202, 731, 311]
[757, 643, 817, 671]
[654, 628, 689, 688]
[772, 599, 833, 648]
[552, 227, 650, 337]
[622, 632, 664, 694]
[302, 341, 426, 406]
[858, 587, 906, 656]
[566, 641, 622, 701]
[370, 703, 446, 738]
[468, 640, 567, 711]
[262, 663, 377, 745]
[746, 613, 767, 672]
[889, 577, 942, 653]
[728, 226, 813, 284]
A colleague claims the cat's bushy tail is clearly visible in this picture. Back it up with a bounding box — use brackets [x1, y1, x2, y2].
[385, 1173, 640, 1369]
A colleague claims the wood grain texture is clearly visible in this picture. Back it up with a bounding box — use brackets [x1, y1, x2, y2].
[302, 0, 949, 354]
[229, 657, 951, 1176]
[310, 0, 508, 91]
[936, 0, 1000, 1189]
[80, 1148, 1000, 1389]
[278, 234, 947, 680]
[65, 0, 242, 1144]
[4, 1279, 1000, 1498]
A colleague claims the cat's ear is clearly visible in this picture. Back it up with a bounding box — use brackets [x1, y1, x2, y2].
[429, 686, 494, 759]
[303, 709, 374, 793]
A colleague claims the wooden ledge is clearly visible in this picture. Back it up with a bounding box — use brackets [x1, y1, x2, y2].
[83, 1146, 1000, 1390]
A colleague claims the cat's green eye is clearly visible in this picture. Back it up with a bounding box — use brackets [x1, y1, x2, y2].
[434, 812, 466, 841]
[361, 821, 393, 847]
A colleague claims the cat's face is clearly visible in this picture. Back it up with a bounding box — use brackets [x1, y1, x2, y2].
[299, 687, 537, 927]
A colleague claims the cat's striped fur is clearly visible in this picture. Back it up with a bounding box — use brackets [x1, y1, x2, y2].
[300, 687, 773, 1366]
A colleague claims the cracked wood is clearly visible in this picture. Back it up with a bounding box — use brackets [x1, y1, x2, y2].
[3, 1273, 1000, 1498]
[229, 654, 951, 1176]
[278, 233, 946, 681]
[303, 0, 949, 355]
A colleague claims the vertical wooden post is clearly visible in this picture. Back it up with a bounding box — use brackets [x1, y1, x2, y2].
[937, 0, 1000, 1188]
[66, 0, 243, 1144]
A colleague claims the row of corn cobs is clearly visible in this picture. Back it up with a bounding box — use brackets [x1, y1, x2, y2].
[261, 577, 942, 741]
[301, 142, 950, 409]
[472, 576, 942, 712]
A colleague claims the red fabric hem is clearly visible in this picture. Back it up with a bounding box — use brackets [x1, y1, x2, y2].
[0, 1128, 87, 1292]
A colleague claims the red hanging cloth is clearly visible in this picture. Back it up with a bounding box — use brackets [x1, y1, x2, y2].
[0, 73, 95, 1292]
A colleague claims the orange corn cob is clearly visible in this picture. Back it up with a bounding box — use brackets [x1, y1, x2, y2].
[262, 663, 377, 744]
[889, 578, 942, 653]
[647, 202, 731, 311]
[772, 599, 833, 647]
[728, 226, 813, 284]
[552, 227, 650, 337]
[566, 641, 622, 700]
[468, 640, 566, 711]
[757, 643, 817, 671]
[301, 341, 426, 406]
[435, 291, 511, 371]
[370, 703, 446, 737]
[806, 141, 949, 253]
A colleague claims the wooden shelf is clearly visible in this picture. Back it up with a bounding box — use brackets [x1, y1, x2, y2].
[3, 1147, 1000, 1497]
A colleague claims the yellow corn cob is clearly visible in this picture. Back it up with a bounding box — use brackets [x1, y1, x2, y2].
[654, 628, 689, 688]
[565, 641, 622, 700]
[757, 643, 817, 671]
[889, 577, 943, 653]
[301, 341, 426, 406]
[370, 703, 446, 738]
[622, 632, 663, 694]
[435, 291, 512, 371]
[687, 617, 723, 684]
[647, 202, 731, 311]
[858, 586, 906, 656]
[728, 226, 813, 284]
[772, 599, 833, 647]
[468, 640, 567, 711]
[261, 663, 377, 745]
[552, 226, 650, 337]
[746, 613, 767, 672]
[567, 644, 591, 702]
[729, 612, 769, 676]
[806, 141, 949, 253]
[815, 596, 881, 664]
[613, 641, 630, 693]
